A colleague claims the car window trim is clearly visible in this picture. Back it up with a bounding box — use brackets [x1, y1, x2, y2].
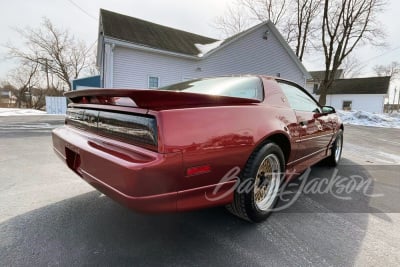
[276, 79, 322, 112]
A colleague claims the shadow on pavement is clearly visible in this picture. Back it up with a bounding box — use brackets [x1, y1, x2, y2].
[0, 158, 381, 266]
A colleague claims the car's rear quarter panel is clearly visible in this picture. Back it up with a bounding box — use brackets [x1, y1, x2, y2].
[157, 104, 298, 192]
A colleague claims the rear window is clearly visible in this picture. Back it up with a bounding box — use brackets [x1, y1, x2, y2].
[160, 77, 264, 101]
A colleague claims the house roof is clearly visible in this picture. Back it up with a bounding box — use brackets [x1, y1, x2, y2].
[100, 9, 217, 56]
[99, 9, 310, 78]
[318, 76, 390, 95]
[308, 69, 343, 81]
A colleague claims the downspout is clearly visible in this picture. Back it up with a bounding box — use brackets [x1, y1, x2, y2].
[110, 43, 115, 88]
[101, 36, 105, 88]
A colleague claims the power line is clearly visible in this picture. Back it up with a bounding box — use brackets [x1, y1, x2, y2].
[85, 39, 97, 54]
[66, 0, 97, 21]
[64, 1, 98, 57]
[306, 45, 400, 65]
[358, 46, 400, 65]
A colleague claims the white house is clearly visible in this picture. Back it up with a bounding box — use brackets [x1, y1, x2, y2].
[307, 72, 390, 113]
[96, 9, 310, 89]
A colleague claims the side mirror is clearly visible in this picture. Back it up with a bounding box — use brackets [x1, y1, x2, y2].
[321, 106, 336, 114]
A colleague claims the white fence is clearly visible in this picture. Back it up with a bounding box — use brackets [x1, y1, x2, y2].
[45, 96, 67, 114]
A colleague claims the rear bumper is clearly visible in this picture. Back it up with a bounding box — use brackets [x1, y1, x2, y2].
[52, 126, 234, 213]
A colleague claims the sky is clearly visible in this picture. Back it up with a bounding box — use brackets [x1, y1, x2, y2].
[0, 0, 399, 99]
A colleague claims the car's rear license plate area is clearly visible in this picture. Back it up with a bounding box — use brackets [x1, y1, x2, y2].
[65, 147, 82, 176]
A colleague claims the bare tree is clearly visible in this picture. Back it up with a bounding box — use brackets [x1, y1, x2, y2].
[341, 55, 366, 78]
[241, 0, 289, 25]
[213, 0, 289, 37]
[318, 0, 386, 105]
[213, 3, 252, 37]
[292, 0, 322, 61]
[6, 62, 40, 108]
[373, 61, 400, 80]
[3, 60, 64, 109]
[374, 61, 400, 110]
[6, 18, 95, 91]
[214, 0, 322, 61]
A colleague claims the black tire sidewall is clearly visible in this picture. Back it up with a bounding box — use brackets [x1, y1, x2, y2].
[243, 142, 285, 222]
[331, 130, 343, 166]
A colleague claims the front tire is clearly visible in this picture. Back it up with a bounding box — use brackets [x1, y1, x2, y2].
[226, 142, 285, 222]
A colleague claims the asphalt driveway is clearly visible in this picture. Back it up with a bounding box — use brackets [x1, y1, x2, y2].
[0, 116, 399, 266]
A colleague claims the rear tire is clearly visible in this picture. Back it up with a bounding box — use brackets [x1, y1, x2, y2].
[326, 129, 343, 167]
[226, 142, 285, 222]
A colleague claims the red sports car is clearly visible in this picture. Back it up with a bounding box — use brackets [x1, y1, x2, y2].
[52, 76, 343, 222]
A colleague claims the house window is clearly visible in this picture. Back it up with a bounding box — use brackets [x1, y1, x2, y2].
[343, 101, 352, 111]
[313, 83, 319, 94]
[148, 76, 159, 88]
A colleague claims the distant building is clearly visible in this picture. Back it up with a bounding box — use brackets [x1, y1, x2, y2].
[96, 9, 310, 89]
[71, 75, 100, 90]
[306, 70, 344, 95]
[310, 76, 390, 113]
[0, 89, 16, 108]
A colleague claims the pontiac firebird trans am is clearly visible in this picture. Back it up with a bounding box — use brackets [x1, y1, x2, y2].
[52, 76, 343, 222]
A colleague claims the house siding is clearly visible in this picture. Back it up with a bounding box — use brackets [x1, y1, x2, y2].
[113, 47, 195, 88]
[110, 24, 306, 89]
[200, 24, 305, 85]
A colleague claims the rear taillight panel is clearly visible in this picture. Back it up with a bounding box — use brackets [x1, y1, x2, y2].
[66, 108, 158, 151]
[98, 111, 158, 147]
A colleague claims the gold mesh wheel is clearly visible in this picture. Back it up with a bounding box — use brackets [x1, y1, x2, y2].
[253, 154, 281, 211]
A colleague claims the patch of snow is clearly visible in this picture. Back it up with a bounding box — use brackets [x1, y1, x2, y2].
[337, 110, 400, 129]
[195, 40, 224, 57]
[0, 123, 54, 130]
[0, 108, 47, 116]
[389, 111, 400, 119]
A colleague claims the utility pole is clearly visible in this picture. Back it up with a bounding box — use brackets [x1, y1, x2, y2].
[38, 57, 50, 90]
[44, 58, 49, 90]
[397, 87, 400, 112]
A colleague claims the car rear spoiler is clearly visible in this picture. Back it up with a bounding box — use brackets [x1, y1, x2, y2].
[65, 89, 262, 110]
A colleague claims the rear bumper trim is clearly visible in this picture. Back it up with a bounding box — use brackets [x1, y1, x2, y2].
[80, 168, 178, 213]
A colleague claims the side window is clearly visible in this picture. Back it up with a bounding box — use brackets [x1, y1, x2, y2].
[279, 82, 320, 112]
[148, 76, 159, 89]
[343, 100, 352, 111]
